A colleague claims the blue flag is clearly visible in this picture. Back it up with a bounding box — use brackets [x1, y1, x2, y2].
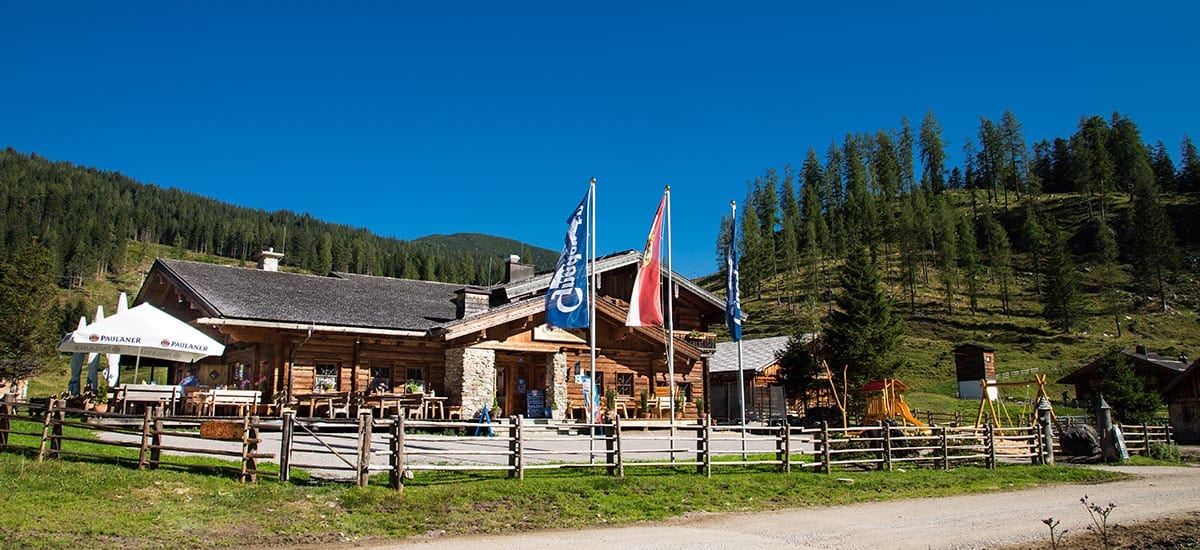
[545, 188, 591, 329]
[725, 238, 742, 341]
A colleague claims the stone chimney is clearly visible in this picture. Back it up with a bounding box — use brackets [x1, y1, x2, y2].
[504, 254, 535, 283]
[455, 287, 491, 319]
[256, 248, 284, 272]
[1135, 344, 1148, 356]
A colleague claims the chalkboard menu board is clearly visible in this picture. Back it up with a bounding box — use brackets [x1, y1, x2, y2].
[526, 389, 544, 418]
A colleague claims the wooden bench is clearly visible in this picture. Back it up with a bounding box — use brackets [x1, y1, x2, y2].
[117, 384, 183, 414]
[206, 389, 262, 417]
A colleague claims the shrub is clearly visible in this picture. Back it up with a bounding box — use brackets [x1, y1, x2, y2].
[1148, 442, 1182, 462]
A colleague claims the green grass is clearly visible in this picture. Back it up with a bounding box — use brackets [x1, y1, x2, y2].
[0, 447, 1126, 549]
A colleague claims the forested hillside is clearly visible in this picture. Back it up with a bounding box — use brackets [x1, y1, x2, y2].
[710, 110, 1199, 410]
[0, 148, 556, 288]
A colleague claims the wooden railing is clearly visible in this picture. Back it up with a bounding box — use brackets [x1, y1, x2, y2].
[0, 399, 1175, 490]
[673, 331, 717, 353]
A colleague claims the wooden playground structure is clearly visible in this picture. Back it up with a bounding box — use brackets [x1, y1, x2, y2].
[862, 378, 927, 428]
[974, 374, 1058, 431]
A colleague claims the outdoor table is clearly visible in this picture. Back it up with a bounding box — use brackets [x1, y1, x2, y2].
[364, 393, 403, 418]
[295, 392, 347, 418]
[424, 396, 447, 419]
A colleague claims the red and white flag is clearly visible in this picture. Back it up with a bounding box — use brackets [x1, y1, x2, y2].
[626, 194, 666, 326]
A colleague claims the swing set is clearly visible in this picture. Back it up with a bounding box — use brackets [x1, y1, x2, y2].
[974, 374, 1058, 432]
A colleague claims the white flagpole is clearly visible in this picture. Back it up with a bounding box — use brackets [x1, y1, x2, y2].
[665, 186, 676, 454]
[588, 177, 598, 463]
[733, 200, 747, 458]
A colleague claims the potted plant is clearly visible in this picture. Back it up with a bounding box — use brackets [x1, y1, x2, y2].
[91, 378, 110, 413]
[694, 396, 705, 417]
[605, 388, 616, 413]
[674, 392, 685, 419]
[490, 395, 502, 419]
[639, 389, 650, 419]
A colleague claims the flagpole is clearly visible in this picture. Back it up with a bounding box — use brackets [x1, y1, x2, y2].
[588, 177, 598, 464]
[665, 186, 676, 455]
[733, 200, 747, 458]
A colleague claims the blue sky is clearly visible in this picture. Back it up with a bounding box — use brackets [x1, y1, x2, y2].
[4, 1, 1198, 277]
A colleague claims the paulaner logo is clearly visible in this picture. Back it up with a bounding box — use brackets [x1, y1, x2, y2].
[162, 339, 209, 352]
[92, 334, 142, 344]
[548, 203, 585, 313]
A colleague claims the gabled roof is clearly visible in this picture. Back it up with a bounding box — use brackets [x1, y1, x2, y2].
[1160, 359, 1200, 396]
[710, 335, 814, 374]
[144, 259, 461, 332]
[1058, 348, 1192, 385]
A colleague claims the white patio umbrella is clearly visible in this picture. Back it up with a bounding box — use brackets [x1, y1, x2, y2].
[57, 303, 225, 385]
[104, 292, 128, 386]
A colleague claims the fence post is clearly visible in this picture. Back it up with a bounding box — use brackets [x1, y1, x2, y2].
[821, 421, 831, 475]
[985, 424, 996, 470]
[509, 415, 523, 480]
[150, 417, 163, 469]
[50, 401, 65, 459]
[37, 400, 58, 461]
[1032, 423, 1043, 465]
[780, 425, 791, 474]
[1141, 422, 1152, 456]
[242, 415, 259, 483]
[356, 410, 373, 488]
[613, 415, 625, 478]
[606, 416, 618, 476]
[279, 411, 295, 482]
[0, 402, 10, 450]
[696, 417, 709, 477]
[940, 426, 949, 470]
[1165, 423, 1173, 445]
[881, 421, 892, 472]
[138, 408, 153, 469]
[390, 415, 407, 491]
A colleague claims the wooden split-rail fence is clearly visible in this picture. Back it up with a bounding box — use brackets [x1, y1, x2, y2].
[0, 400, 1174, 490]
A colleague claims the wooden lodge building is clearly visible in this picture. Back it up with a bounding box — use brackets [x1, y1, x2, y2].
[134, 251, 725, 420]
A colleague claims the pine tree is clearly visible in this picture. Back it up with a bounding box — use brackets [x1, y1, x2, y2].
[0, 241, 57, 386]
[1107, 112, 1154, 200]
[825, 245, 904, 389]
[957, 215, 981, 315]
[1092, 346, 1164, 424]
[898, 116, 916, 193]
[934, 197, 959, 314]
[1041, 222, 1082, 333]
[1149, 140, 1177, 192]
[1128, 176, 1180, 312]
[1092, 217, 1122, 337]
[1179, 135, 1200, 193]
[999, 110, 1027, 206]
[919, 110, 947, 193]
[897, 197, 922, 313]
[980, 213, 1014, 317]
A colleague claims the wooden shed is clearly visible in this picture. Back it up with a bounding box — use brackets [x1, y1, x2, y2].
[1058, 345, 1191, 405]
[1162, 359, 1200, 443]
[952, 343, 996, 399]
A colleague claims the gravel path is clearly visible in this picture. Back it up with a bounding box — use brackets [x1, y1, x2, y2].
[364, 465, 1200, 550]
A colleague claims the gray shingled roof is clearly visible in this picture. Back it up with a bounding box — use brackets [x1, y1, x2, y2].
[155, 259, 461, 331]
[710, 334, 814, 374]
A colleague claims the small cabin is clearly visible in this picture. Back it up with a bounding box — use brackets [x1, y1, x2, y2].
[1163, 360, 1200, 443]
[952, 343, 997, 400]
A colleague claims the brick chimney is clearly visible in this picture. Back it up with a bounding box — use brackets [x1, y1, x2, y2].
[504, 254, 535, 283]
[455, 287, 491, 319]
[256, 248, 284, 272]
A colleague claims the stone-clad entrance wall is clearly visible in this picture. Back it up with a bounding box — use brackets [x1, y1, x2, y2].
[545, 352, 568, 419]
[445, 347, 496, 420]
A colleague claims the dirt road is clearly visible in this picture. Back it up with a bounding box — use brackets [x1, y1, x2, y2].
[366, 465, 1200, 550]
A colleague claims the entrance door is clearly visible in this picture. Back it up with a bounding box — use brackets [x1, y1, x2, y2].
[496, 352, 546, 418]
